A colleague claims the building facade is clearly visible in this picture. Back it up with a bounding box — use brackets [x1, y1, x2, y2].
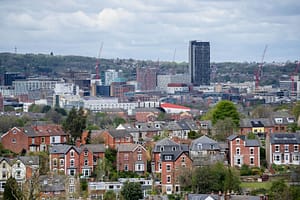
[189, 41, 210, 86]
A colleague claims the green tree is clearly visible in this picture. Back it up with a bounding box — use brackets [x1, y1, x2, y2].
[292, 101, 300, 121]
[121, 181, 143, 200]
[113, 116, 126, 127]
[251, 105, 273, 118]
[224, 168, 240, 193]
[213, 118, 236, 141]
[103, 190, 116, 200]
[62, 107, 87, 144]
[3, 177, 23, 200]
[211, 100, 240, 127]
[269, 179, 289, 200]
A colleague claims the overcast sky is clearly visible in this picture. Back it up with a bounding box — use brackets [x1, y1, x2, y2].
[0, 0, 299, 62]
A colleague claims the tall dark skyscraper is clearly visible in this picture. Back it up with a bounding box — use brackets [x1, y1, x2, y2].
[189, 41, 210, 86]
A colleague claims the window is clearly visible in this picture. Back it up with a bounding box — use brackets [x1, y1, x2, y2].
[41, 137, 45, 143]
[166, 164, 171, 172]
[2, 171, 6, 179]
[275, 145, 280, 152]
[52, 137, 55, 143]
[12, 130, 17, 134]
[69, 186, 75, 193]
[69, 178, 74, 184]
[70, 159, 75, 167]
[124, 154, 129, 160]
[60, 159, 64, 166]
[31, 138, 35, 144]
[17, 162, 20, 168]
[11, 138, 16, 143]
[84, 159, 88, 166]
[237, 159, 241, 165]
[250, 148, 254, 155]
[53, 159, 57, 167]
[2, 163, 6, 169]
[70, 150, 74, 157]
[165, 155, 172, 160]
[250, 157, 254, 165]
[167, 175, 171, 183]
[274, 155, 280, 161]
[138, 147, 141, 152]
[138, 154, 142, 161]
[69, 169, 75, 176]
[124, 164, 128, 171]
[293, 155, 299, 161]
[181, 156, 185, 163]
[236, 139, 240, 145]
[159, 163, 162, 170]
[16, 171, 21, 178]
[83, 169, 90, 176]
[236, 148, 240, 155]
[294, 145, 299, 152]
[285, 145, 289, 152]
[84, 151, 88, 156]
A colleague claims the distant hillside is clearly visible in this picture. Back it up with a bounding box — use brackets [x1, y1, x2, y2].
[0, 52, 298, 85]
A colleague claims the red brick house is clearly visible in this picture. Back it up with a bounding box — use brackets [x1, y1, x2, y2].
[1, 124, 69, 153]
[160, 150, 192, 194]
[49, 144, 106, 177]
[117, 144, 148, 174]
[266, 133, 300, 166]
[135, 108, 160, 122]
[227, 135, 260, 168]
[100, 129, 133, 149]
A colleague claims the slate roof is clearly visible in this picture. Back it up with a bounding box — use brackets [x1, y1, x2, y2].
[153, 138, 189, 152]
[190, 135, 220, 151]
[240, 118, 274, 127]
[187, 194, 219, 200]
[117, 144, 145, 152]
[40, 174, 66, 192]
[161, 150, 189, 162]
[270, 133, 300, 144]
[18, 156, 39, 166]
[49, 144, 80, 154]
[227, 135, 260, 147]
[106, 129, 132, 138]
[187, 194, 261, 200]
[177, 120, 190, 130]
[81, 144, 106, 153]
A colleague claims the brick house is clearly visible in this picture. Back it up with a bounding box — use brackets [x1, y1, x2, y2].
[0, 156, 39, 192]
[152, 138, 189, 174]
[116, 144, 148, 174]
[100, 129, 133, 149]
[49, 144, 106, 177]
[227, 135, 260, 168]
[1, 124, 69, 153]
[239, 118, 274, 139]
[266, 133, 300, 166]
[49, 145, 81, 176]
[160, 150, 192, 194]
[134, 108, 160, 122]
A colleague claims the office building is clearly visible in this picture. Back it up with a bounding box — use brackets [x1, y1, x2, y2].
[136, 67, 157, 91]
[189, 41, 210, 86]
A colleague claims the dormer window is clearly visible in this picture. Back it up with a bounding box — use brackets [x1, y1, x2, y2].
[165, 155, 172, 160]
[172, 147, 176, 151]
[160, 147, 164, 152]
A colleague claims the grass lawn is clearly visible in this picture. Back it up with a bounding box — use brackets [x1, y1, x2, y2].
[240, 181, 273, 190]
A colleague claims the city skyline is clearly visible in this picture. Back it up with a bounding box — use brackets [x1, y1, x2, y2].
[0, 0, 299, 62]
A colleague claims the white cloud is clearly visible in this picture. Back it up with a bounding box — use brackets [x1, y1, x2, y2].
[0, 0, 299, 62]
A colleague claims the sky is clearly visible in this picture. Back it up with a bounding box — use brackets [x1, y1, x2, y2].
[0, 0, 299, 62]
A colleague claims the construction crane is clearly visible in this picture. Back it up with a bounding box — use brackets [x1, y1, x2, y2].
[291, 61, 300, 97]
[255, 45, 268, 91]
[95, 42, 104, 79]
